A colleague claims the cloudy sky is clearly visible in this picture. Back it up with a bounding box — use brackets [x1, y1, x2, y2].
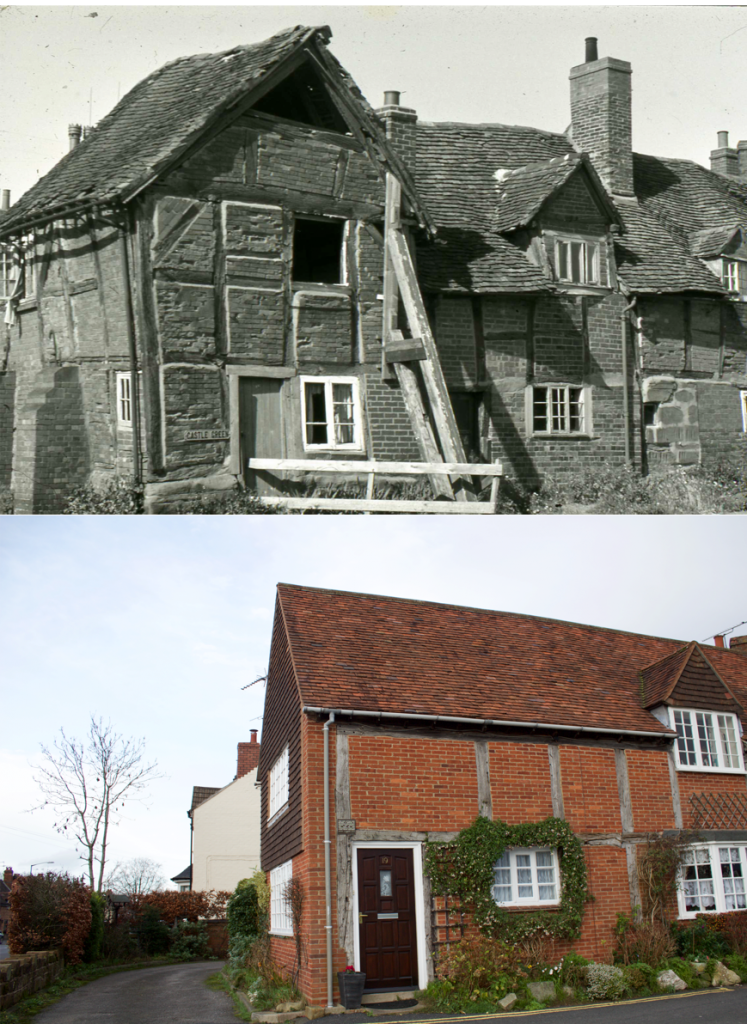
[2, 4, 746, 202]
[1, 515, 745, 886]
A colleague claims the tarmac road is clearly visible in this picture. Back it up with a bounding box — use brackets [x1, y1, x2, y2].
[34, 961, 236, 1024]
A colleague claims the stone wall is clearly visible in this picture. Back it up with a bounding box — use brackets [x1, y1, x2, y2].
[0, 950, 63, 1011]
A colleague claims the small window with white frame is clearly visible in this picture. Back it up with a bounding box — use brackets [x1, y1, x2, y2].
[492, 847, 559, 907]
[741, 390, 747, 432]
[671, 708, 744, 772]
[530, 385, 590, 436]
[721, 259, 744, 294]
[554, 236, 603, 286]
[301, 376, 363, 451]
[268, 745, 289, 821]
[0, 246, 17, 302]
[270, 859, 293, 934]
[679, 844, 747, 917]
[116, 372, 133, 429]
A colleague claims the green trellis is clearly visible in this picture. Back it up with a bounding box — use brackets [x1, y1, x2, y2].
[425, 816, 591, 942]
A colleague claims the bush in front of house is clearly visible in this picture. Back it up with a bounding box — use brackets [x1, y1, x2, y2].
[583, 963, 627, 1001]
[8, 872, 92, 964]
[63, 479, 144, 514]
[83, 892, 106, 962]
[169, 919, 211, 960]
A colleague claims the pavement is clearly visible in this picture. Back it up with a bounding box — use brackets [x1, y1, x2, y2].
[28, 961, 747, 1024]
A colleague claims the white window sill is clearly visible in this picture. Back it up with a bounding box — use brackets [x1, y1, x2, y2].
[675, 764, 746, 775]
[529, 433, 596, 441]
[267, 803, 290, 828]
[269, 929, 294, 937]
[494, 902, 560, 910]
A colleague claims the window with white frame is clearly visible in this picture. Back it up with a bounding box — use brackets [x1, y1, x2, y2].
[0, 246, 16, 302]
[268, 745, 289, 820]
[531, 385, 589, 435]
[270, 859, 293, 934]
[741, 390, 747, 432]
[491, 848, 559, 907]
[680, 844, 747, 916]
[721, 259, 744, 293]
[301, 377, 363, 451]
[116, 372, 133, 428]
[671, 708, 744, 772]
[555, 237, 602, 286]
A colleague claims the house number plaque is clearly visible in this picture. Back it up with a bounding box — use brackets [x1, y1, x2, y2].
[337, 819, 356, 833]
[184, 429, 230, 442]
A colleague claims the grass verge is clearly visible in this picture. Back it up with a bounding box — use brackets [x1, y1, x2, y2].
[205, 967, 253, 1021]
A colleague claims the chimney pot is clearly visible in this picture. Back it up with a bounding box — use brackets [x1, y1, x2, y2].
[714, 635, 725, 648]
[68, 124, 82, 151]
[718, 131, 730, 149]
[1, 190, 9, 212]
[383, 91, 401, 107]
[585, 37, 599, 63]
[251, 729, 258, 743]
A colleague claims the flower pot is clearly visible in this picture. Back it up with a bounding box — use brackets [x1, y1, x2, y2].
[337, 971, 366, 1009]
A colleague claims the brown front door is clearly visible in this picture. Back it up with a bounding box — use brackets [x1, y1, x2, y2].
[358, 848, 418, 991]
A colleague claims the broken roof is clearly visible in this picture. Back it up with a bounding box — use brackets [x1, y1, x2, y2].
[0, 25, 428, 237]
[275, 584, 747, 737]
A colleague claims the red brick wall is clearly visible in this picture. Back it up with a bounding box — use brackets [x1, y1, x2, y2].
[560, 746, 621, 832]
[627, 750, 676, 831]
[489, 742, 554, 823]
[553, 846, 631, 961]
[677, 770, 747, 828]
[348, 735, 479, 831]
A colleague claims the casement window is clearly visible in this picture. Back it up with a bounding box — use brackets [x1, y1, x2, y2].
[268, 745, 289, 820]
[0, 239, 34, 302]
[301, 377, 363, 451]
[721, 259, 744, 293]
[679, 845, 747, 917]
[531, 385, 589, 436]
[491, 848, 559, 907]
[270, 859, 293, 934]
[0, 247, 16, 302]
[741, 390, 747, 432]
[116, 372, 133, 428]
[292, 217, 346, 285]
[671, 708, 744, 772]
[555, 237, 602, 286]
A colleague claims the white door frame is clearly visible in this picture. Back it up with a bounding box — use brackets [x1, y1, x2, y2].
[351, 840, 428, 989]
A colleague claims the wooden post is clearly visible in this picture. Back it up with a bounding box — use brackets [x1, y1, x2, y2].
[387, 228, 473, 500]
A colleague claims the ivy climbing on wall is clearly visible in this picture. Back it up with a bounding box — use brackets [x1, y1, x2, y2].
[425, 816, 591, 942]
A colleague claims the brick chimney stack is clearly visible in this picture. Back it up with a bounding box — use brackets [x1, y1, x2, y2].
[1, 190, 9, 212]
[376, 91, 417, 175]
[235, 731, 260, 779]
[3, 867, 13, 888]
[710, 132, 747, 180]
[730, 635, 747, 656]
[569, 38, 634, 197]
[68, 124, 82, 151]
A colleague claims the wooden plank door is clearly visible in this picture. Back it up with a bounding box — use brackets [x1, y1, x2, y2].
[358, 848, 418, 991]
[239, 377, 283, 495]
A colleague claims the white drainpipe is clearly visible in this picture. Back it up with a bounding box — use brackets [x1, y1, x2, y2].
[323, 711, 336, 1008]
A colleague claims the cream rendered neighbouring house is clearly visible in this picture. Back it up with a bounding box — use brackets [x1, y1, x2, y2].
[189, 734, 262, 892]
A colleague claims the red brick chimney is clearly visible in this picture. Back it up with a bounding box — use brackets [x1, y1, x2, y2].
[3, 867, 13, 888]
[235, 731, 260, 779]
[569, 37, 634, 197]
[730, 635, 747, 655]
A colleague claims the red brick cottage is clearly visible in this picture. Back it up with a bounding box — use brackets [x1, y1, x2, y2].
[258, 584, 747, 1008]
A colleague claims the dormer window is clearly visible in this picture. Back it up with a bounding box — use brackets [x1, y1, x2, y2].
[555, 237, 602, 286]
[721, 258, 744, 293]
[671, 708, 744, 772]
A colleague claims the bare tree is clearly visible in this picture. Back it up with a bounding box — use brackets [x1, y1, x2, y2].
[104, 857, 165, 896]
[33, 717, 163, 892]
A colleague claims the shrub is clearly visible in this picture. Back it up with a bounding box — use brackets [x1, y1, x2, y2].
[135, 905, 171, 956]
[100, 922, 137, 960]
[585, 963, 626, 1000]
[434, 932, 527, 998]
[660, 956, 701, 989]
[706, 909, 747, 955]
[615, 914, 675, 966]
[558, 952, 589, 989]
[623, 963, 656, 994]
[8, 872, 92, 964]
[725, 952, 747, 979]
[63, 479, 144, 514]
[131, 888, 230, 925]
[671, 918, 731, 960]
[185, 489, 288, 514]
[83, 892, 106, 962]
[227, 882, 260, 939]
[170, 919, 210, 959]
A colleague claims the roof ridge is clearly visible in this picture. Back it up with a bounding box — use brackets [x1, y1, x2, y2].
[275, 582, 701, 647]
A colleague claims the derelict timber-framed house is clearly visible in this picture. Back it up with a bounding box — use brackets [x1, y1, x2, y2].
[259, 584, 747, 1009]
[1, 28, 746, 512]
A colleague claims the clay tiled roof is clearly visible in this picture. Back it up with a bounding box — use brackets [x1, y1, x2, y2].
[641, 642, 744, 712]
[190, 786, 220, 813]
[690, 225, 741, 258]
[0, 26, 330, 234]
[493, 154, 581, 233]
[275, 585, 747, 737]
[634, 154, 747, 239]
[639, 644, 693, 707]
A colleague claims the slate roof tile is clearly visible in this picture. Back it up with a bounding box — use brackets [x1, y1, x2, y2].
[493, 155, 580, 232]
[276, 585, 747, 736]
